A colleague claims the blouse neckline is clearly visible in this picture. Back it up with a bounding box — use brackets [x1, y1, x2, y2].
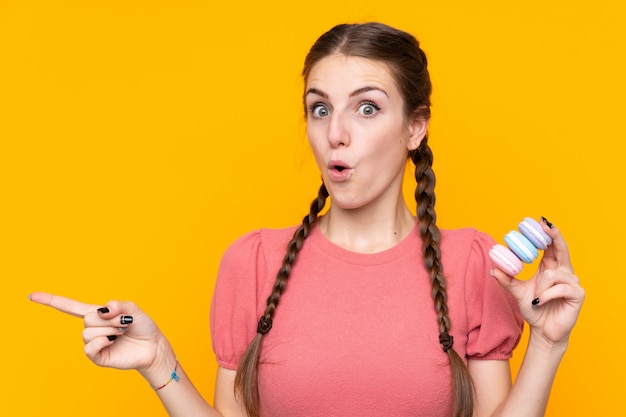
[308, 222, 421, 266]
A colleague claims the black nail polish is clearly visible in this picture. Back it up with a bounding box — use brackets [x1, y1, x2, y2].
[107, 335, 117, 341]
[541, 216, 554, 229]
[532, 298, 540, 305]
[120, 315, 133, 325]
[97, 306, 110, 314]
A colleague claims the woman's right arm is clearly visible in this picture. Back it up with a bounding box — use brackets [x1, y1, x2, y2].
[29, 292, 247, 417]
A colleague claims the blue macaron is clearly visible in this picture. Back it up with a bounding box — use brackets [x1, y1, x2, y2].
[504, 230, 538, 263]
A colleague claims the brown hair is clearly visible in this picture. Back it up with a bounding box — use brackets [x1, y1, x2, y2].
[235, 22, 474, 417]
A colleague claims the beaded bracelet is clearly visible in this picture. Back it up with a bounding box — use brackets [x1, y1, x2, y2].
[151, 360, 180, 391]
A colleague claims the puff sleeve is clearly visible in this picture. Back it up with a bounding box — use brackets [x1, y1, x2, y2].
[210, 230, 268, 370]
[464, 231, 524, 360]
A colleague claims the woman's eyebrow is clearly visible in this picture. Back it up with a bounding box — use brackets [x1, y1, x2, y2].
[349, 86, 388, 98]
[304, 86, 389, 100]
[304, 88, 327, 99]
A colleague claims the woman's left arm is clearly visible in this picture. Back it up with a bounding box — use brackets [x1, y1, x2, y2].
[475, 219, 585, 417]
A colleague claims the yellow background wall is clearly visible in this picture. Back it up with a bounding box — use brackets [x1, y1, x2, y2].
[2, 0, 624, 415]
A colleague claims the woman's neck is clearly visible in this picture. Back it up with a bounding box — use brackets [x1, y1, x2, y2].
[318, 200, 416, 254]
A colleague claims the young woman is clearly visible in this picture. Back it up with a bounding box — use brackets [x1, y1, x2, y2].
[31, 22, 585, 417]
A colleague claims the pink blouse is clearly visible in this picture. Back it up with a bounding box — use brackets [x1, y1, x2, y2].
[211, 224, 523, 417]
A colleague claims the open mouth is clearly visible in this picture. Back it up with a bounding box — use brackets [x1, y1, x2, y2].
[328, 161, 351, 180]
[330, 162, 349, 171]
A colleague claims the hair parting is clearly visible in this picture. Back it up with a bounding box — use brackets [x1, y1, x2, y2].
[234, 183, 329, 417]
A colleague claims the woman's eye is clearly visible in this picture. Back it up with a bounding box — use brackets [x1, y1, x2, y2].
[357, 102, 380, 117]
[310, 104, 330, 118]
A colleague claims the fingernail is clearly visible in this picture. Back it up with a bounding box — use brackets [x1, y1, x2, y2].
[541, 216, 554, 229]
[120, 315, 133, 325]
[118, 327, 128, 332]
[489, 268, 496, 278]
[97, 307, 110, 314]
[107, 335, 117, 341]
[532, 298, 540, 305]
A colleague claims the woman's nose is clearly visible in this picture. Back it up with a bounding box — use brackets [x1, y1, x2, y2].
[327, 112, 350, 148]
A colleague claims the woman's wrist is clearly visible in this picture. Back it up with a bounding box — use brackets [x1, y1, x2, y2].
[527, 328, 569, 358]
[138, 336, 178, 388]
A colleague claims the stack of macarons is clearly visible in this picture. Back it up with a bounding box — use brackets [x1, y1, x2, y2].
[489, 217, 552, 276]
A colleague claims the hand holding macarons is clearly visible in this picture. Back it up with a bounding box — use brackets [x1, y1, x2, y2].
[489, 217, 585, 346]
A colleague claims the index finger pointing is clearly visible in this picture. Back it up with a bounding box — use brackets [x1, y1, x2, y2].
[29, 292, 102, 319]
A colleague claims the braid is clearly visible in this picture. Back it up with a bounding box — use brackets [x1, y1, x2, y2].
[234, 183, 329, 417]
[412, 139, 475, 417]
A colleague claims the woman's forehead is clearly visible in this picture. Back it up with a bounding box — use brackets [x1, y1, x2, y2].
[305, 54, 399, 96]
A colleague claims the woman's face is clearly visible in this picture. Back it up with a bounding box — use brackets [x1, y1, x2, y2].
[305, 54, 427, 212]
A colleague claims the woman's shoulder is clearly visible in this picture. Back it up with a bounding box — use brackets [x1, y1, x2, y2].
[219, 225, 301, 270]
[440, 227, 496, 250]
[438, 227, 497, 279]
[214, 225, 301, 311]
[224, 225, 300, 253]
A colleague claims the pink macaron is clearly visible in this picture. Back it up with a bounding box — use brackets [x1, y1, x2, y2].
[489, 243, 523, 276]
